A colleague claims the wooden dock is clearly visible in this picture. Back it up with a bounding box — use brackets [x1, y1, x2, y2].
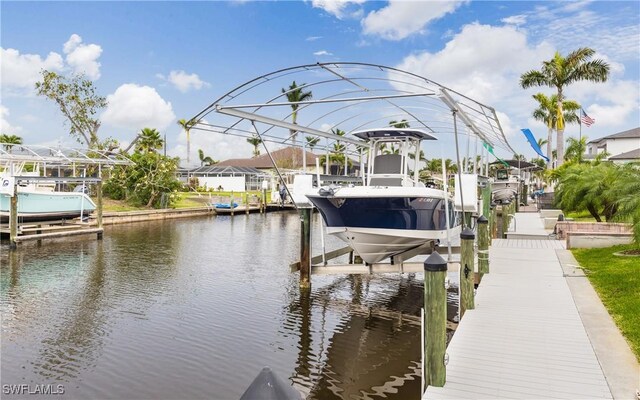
[423, 212, 628, 399]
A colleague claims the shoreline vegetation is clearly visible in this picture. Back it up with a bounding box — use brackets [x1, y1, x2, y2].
[96, 190, 272, 212]
[572, 244, 640, 361]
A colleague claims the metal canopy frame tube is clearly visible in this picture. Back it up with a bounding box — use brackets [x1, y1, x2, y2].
[216, 106, 367, 147]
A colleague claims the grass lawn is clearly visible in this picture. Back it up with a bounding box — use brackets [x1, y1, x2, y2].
[98, 198, 147, 212]
[564, 210, 598, 222]
[572, 244, 640, 361]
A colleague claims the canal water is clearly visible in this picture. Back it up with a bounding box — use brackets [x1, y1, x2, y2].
[1, 212, 459, 399]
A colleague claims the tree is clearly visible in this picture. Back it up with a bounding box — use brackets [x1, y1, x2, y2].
[282, 81, 312, 167]
[35, 70, 107, 148]
[521, 48, 609, 166]
[246, 135, 262, 157]
[198, 149, 216, 166]
[564, 136, 588, 163]
[305, 136, 320, 151]
[0, 134, 23, 151]
[103, 151, 182, 208]
[531, 93, 580, 169]
[135, 128, 164, 153]
[178, 118, 196, 164]
[331, 128, 348, 174]
[611, 163, 640, 246]
[389, 119, 410, 128]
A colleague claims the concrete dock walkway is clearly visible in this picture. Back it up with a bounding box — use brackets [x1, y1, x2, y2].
[424, 212, 639, 399]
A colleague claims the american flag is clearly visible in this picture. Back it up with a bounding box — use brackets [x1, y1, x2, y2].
[581, 109, 595, 127]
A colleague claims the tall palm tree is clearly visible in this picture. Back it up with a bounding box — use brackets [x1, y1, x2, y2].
[532, 93, 581, 169]
[198, 149, 216, 166]
[246, 135, 262, 157]
[0, 134, 23, 151]
[282, 81, 312, 167]
[331, 128, 347, 174]
[178, 118, 195, 164]
[136, 128, 164, 153]
[520, 48, 609, 166]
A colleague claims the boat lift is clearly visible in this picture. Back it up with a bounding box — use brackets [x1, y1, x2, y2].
[189, 62, 516, 280]
[0, 144, 132, 248]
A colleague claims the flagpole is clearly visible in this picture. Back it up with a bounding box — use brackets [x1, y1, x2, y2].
[579, 108, 583, 143]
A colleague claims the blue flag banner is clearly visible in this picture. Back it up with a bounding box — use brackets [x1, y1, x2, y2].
[520, 128, 549, 162]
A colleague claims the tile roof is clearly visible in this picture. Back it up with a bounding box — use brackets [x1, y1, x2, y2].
[609, 148, 640, 160]
[217, 146, 319, 168]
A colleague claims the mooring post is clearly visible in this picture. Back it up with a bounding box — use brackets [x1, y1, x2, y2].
[299, 207, 312, 288]
[261, 189, 267, 213]
[230, 191, 234, 216]
[96, 179, 103, 240]
[423, 251, 447, 388]
[460, 227, 475, 317]
[501, 203, 509, 238]
[477, 215, 489, 277]
[244, 192, 249, 215]
[9, 183, 18, 250]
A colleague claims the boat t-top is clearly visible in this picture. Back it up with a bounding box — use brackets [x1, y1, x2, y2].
[305, 128, 461, 264]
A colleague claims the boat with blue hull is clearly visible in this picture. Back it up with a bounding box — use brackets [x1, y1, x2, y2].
[306, 128, 461, 264]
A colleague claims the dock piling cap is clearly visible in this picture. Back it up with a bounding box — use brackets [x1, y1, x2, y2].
[477, 215, 488, 224]
[240, 366, 302, 400]
[424, 251, 447, 272]
[460, 227, 475, 240]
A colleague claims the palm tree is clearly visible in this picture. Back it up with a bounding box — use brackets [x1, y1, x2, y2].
[246, 135, 262, 157]
[532, 93, 581, 169]
[282, 81, 312, 167]
[389, 119, 410, 128]
[521, 48, 609, 166]
[305, 136, 320, 151]
[0, 134, 23, 151]
[178, 118, 196, 164]
[198, 149, 216, 166]
[136, 128, 163, 153]
[331, 128, 347, 174]
[564, 136, 588, 163]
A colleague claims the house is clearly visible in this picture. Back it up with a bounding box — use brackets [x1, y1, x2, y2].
[216, 146, 319, 172]
[185, 165, 270, 192]
[586, 127, 640, 162]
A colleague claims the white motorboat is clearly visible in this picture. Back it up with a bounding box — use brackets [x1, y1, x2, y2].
[491, 169, 519, 204]
[306, 128, 461, 264]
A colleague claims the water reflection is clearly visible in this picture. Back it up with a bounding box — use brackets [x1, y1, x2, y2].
[1, 213, 459, 399]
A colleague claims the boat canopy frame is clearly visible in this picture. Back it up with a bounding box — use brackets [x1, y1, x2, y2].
[189, 62, 517, 158]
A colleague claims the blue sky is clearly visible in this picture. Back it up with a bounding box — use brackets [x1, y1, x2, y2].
[1, 0, 639, 166]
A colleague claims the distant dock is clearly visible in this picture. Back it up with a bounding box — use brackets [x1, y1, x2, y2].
[423, 212, 639, 399]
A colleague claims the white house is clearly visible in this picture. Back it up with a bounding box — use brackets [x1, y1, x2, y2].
[586, 127, 640, 162]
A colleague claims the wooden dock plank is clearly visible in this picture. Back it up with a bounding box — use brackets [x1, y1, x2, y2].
[14, 228, 104, 242]
[424, 214, 610, 399]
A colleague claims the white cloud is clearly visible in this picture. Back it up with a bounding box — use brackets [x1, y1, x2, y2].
[102, 84, 176, 132]
[63, 34, 102, 80]
[362, 0, 467, 40]
[306, 36, 323, 41]
[501, 15, 527, 26]
[311, 0, 366, 19]
[164, 70, 210, 93]
[0, 47, 64, 92]
[313, 50, 333, 56]
[0, 105, 23, 134]
[170, 124, 254, 167]
[395, 23, 554, 105]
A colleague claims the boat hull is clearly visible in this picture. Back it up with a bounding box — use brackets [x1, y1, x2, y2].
[0, 191, 96, 222]
[307, 187, 461, 263]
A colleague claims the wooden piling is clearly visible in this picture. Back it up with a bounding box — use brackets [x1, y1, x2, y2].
[477, 215, 489, 277]
[9, 185, 18, 250]
[244, 192, 249, 215]
[460, 228, 475, 317]
[501, 204, 510, 238]
[261, 189, 267, 213]
[299, 207, 312, 288]
[96, 179, 103, 239]
[423, 251, 447, 388]
[230, 191, 234, 216]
